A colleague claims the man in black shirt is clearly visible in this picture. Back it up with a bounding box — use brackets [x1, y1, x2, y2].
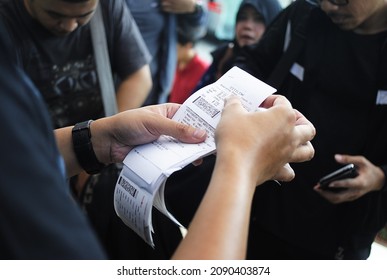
[235, 0, 387, 259]
[0, 0, 152, 128]
[0, 0, 153, 259]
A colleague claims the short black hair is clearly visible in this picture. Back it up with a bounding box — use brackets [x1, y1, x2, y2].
[177, 28, 196, 46]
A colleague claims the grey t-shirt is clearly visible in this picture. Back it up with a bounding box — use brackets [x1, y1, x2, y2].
[0, 0, 151, 128]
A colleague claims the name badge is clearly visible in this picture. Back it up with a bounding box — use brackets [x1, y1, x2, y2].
[290, 63, 304, 81]
[376, 90, 387, 105]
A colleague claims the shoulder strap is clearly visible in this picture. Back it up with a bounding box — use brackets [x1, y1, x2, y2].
[266, 1, 318, 89]
[90, 3, 118, 117]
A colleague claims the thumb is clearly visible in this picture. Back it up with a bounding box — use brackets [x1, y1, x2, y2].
[159, 119, 207, 144]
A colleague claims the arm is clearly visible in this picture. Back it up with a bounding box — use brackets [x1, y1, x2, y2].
[107, 0, 152, 109]
[116, 64, 152, 111]
[161, 0, 201, 14]
[55, 103, 207, 177]
[172, 95, 316, 259]
[162, 0, 208, 40]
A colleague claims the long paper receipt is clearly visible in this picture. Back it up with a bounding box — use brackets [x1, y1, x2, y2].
[113, 66, 276, 246]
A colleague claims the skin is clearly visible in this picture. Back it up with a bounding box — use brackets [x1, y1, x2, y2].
[24, 0, 98, 36]
[215, 5, 266, 80]
[176, 41, 196, 70]
[24, 0, 152, 192]
[160, 0, 197, 14]
[173, 95, 315, 259]
[235, 5, 266, 47]
[319, 0, 387, 34]
[55, 103, 207, 177]
[23, 0, 151, 110]
[314, 154, 385, 204]
[313, 0, 387, 203]
[55, 96, 315, 259]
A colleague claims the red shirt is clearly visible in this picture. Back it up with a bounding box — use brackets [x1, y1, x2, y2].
[169, 54, 209, 104]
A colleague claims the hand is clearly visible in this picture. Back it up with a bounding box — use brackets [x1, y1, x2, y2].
[91, 103, 207, 164]
[215, 95, 315, 187]
[314, 154, 385, 204]
[161, 0, 197, 14]
[260, 96, 315, 182]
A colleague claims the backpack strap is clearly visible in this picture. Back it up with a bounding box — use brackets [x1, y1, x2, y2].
[266, 1, 318, 89]
[90, 3, 118, 117]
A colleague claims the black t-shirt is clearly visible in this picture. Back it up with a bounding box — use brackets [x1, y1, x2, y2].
[243, 2, 387, 258]
[0, 24, 106, 259]
[0, 0, 150, 128]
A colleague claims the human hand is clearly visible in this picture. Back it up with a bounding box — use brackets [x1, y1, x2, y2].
[260, 95, 315, 182]
[161, 0, 197, 14]
[214, 95, 315, 187]
[314, 154, 386, 204]
[91, 103, 207, 164]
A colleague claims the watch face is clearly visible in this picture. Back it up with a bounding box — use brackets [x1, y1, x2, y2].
[74, 120, 92, 135]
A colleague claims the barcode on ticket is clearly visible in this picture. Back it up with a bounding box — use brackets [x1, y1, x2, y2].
[118, 176, 138, 198]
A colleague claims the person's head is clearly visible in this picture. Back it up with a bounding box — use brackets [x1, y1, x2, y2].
[235, 0, 282, 47]
[176, 29, 196, 64]
[318, 0, 387, 33]
[24, 0, 98, 36]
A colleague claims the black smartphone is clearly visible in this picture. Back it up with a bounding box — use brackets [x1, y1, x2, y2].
[318, 164, 358, 192]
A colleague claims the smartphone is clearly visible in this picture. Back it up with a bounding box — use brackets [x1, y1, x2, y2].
[318, 164, 358, 192]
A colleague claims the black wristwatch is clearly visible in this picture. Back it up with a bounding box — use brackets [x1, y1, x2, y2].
[72, 120, 105, 174]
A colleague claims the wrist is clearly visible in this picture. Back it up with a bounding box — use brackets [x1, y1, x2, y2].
[216, 150, 261, 187]
[72, 120, 106, 174]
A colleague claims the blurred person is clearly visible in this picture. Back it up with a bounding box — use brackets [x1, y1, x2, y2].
[124, 0, 208, 259]
[0, 0, 152, 127]
[126, 0, 208, 105]
[160, 0, 282, 254]
[195, 0, 282, 90]
[168, 28, 210, 104]
[0, 0, 152, 259]
[0, 25, 315, 258]
[234, 0, 387, 259]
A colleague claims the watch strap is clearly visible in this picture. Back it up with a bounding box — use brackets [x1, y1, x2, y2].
[72, 120, 105, 174]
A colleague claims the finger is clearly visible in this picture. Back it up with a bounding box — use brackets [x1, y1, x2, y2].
[169, 121, 207, 143]
[192, 158, 204, 166]
[260, 94, 292, 109]
[314, 186, 343, 204]
[334, 154, 364, 167]
[290, 141, 315, 163]
[220, 96, 247, 118]
[294, 109, 314, 127]
[314, 186, 358, 204]
[271, 163, 295, 182]
[144, 103, 181, 119]
[223, 96, 243, 110]
[145, 107, 207, 143]
[164, 103, 182, 118]
[293, 124, 316, 151]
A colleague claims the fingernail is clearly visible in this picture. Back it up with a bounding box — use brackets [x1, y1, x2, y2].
[335, 154, 343, 161]
[193, 129, 206, 139]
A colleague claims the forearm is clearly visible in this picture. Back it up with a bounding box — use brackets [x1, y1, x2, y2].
[54, 119, 113, 178]
[172, 156, 258, 260]
[116, 65, 152, 111]
[54, 127, 82, 177]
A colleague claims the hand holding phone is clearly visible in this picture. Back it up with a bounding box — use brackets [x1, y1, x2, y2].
[318, 164, 359, 192]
